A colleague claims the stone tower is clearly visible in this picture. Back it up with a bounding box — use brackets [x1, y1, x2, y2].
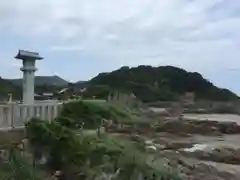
[15, 50, 43, 104]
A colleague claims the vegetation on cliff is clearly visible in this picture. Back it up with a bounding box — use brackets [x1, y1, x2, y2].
[89, 65, 238, 102]
[22, 100, 182, 179]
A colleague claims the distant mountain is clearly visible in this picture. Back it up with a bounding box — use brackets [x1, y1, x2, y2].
[89, 65, 239, 102]
[3, 65, 238, 102]
[6, 76, 69, 87]
[0, 77, 21, 100]
[76, 80, 87, 84]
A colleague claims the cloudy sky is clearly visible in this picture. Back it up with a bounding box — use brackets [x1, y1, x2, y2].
[0, 0, 240, 93]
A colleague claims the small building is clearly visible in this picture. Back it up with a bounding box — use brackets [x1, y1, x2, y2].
[34, 92, 55, 100]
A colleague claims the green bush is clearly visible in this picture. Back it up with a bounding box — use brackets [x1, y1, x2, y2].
[25, 119, 182, 180]
[57, 100, 132, 129]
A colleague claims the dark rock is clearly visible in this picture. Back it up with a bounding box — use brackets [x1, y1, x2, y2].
[185, 147, 240, 165]
[218, 122, 240, 134]
[155, 119, 240, 135]
[190, 163, 239, 180]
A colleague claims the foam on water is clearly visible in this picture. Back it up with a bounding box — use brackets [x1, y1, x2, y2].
[183, 144, 208, 152]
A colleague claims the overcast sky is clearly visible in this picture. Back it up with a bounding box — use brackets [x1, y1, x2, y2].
[0, 0, 240, 93]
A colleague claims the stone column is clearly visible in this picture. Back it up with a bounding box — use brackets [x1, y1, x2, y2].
[15, 50, 43, 104]
[21, 66, 36, 104]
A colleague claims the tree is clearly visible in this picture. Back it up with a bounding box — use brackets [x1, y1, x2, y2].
[89, 65, 238, 102]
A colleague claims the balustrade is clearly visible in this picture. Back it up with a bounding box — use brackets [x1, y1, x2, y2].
[0, 102, 63, 130]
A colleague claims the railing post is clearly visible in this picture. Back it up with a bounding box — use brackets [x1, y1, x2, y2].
[46, 105, 50, 122]
[41, 104, 46, 120]
[53, 104, 59, 119]
[6, 103, 14, 130]
[10, 103, 15, 129]
[36, 105, 41, 118]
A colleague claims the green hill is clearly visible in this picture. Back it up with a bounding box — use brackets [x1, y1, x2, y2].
[6, 75, 69, 87]
[0, 77, 21, 100]
[89, 65, 238, 102]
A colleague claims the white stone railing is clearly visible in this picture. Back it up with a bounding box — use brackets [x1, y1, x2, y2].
[0, 99, 106, 131]
[0, 102, 64, 131]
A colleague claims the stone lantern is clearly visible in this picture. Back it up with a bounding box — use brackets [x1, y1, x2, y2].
[15, 50, 43, 104]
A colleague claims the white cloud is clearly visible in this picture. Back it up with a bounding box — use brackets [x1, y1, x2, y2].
[51, 45, 85, 52]
[1, 0, 240, 90]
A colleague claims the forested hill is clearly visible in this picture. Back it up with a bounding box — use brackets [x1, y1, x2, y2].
[6, 75, 69, 87]
[0, 77, 21, 100]
[89, 65, 238, 102]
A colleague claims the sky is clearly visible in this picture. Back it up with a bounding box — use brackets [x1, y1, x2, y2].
[0, 0, 240, 93]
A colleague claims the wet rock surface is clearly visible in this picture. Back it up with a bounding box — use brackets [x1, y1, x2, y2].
[188, 163, 240, 180]
[155, 119, 240, 135]
[153, 152, 240, 180]
[182, 147, 240, 165]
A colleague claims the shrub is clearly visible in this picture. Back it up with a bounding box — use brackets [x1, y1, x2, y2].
[25, 119, 182, 180]
[57, 101, 132, 129]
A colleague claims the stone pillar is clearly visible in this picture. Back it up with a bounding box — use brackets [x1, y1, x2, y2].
[21, 63, 36, 104]
[15, 50, 43, 104]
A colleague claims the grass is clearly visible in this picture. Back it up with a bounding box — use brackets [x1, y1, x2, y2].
[0, 148, 51, 180]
